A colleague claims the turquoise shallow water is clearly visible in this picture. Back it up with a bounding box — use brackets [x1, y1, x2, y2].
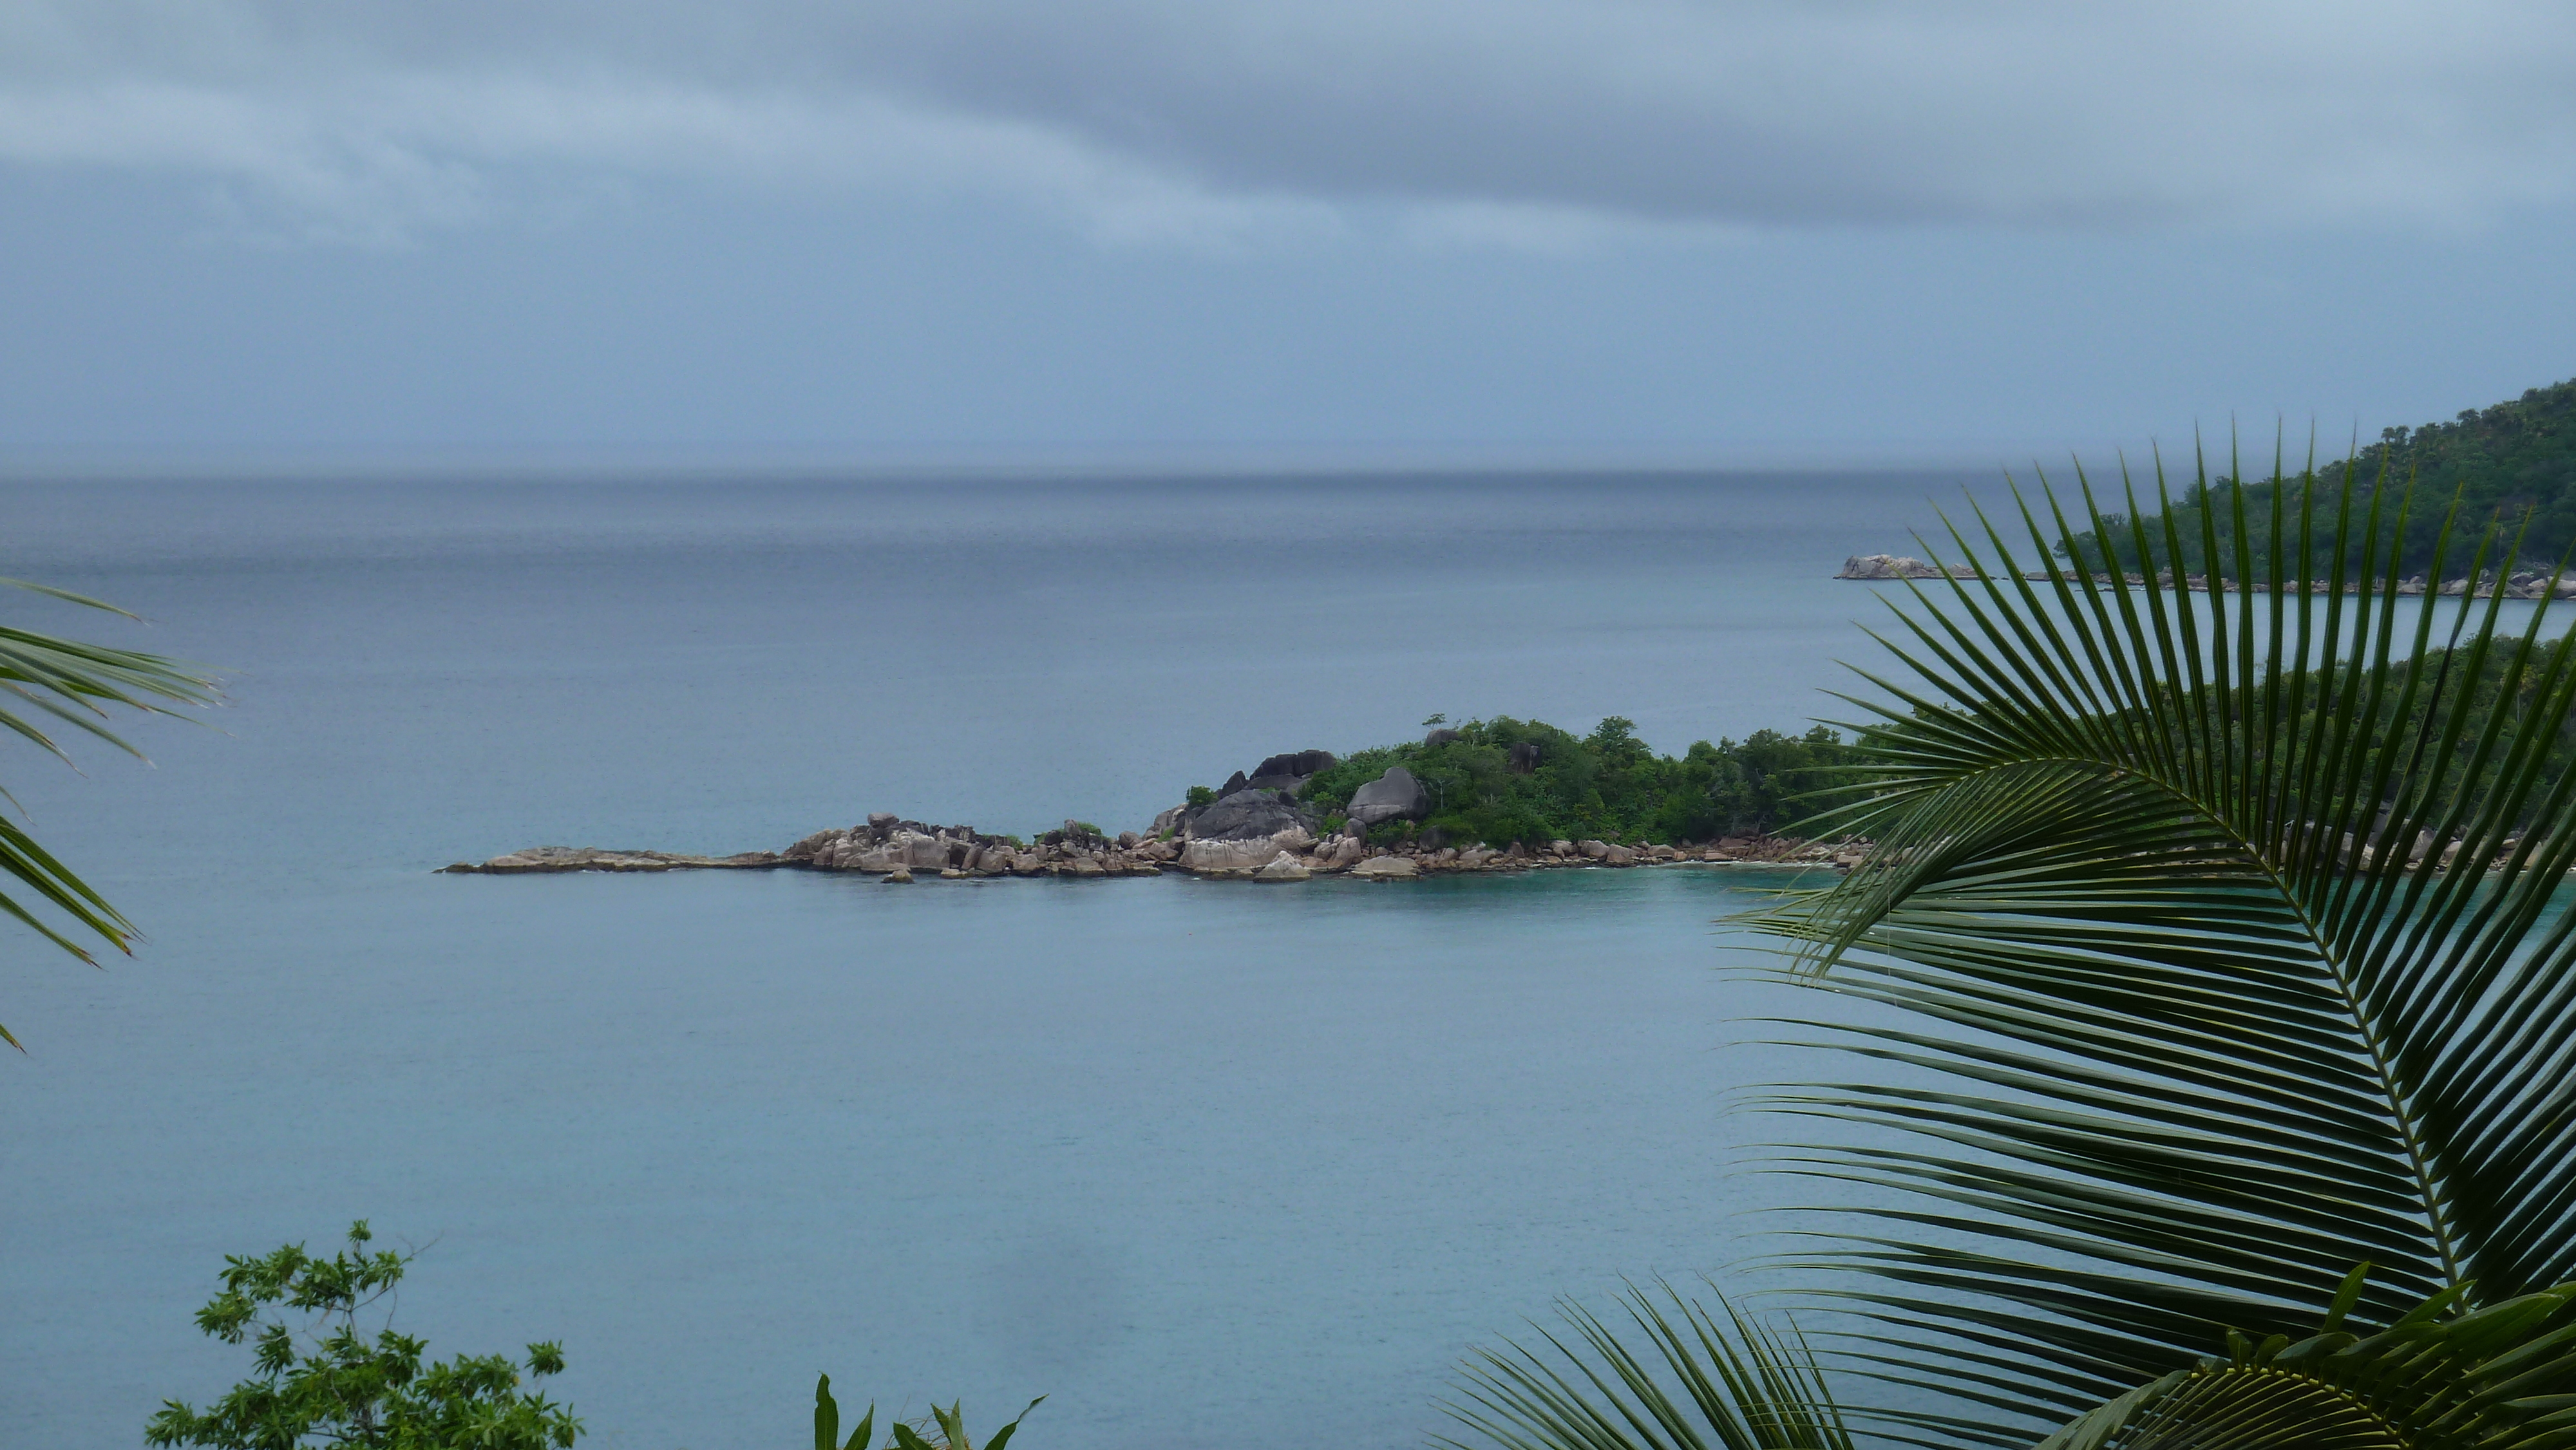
[5, 472, 2546, 1449]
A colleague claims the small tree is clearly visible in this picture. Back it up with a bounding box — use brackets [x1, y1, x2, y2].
[146, 1221, 581, 1450]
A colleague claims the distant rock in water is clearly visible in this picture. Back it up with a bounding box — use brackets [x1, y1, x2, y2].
[1835, 554, 1972, 580]
[443, 846, 782, 874]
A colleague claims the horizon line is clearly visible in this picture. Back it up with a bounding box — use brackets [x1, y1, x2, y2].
[0, 436, 2263, 482]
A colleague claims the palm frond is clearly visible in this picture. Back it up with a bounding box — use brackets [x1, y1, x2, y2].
[0, 578, 222, 1047]
[1734, 446, 2576, 1435]
[1442, 1282, 1857, 1450]
[2038, 1270, 2576, 1450]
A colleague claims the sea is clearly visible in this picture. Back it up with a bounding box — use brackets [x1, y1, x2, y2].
[0, 470, 2476, 1449]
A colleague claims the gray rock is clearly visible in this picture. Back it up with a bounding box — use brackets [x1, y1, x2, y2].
[444, 846, 784, 874]
[868, 812, 899, 830]
[1423, 728, 1461, 746]
[1190, 788, 1307, 841]
[1247, 749, 1338, 791]
[1507, 741, 1541, 773]
[1347, 766, 1428, 826]
[1350, 855, 1419, 880]
[1268, 749, 1339, 778]
[1043, 820, 1108, 849]
[881, 867, 914, 883]
[785, 829, 842, 862]
[1181, 830, 1316, 873]
[1255, 851, 1312, 882]
[873, 830, 947, 869]
[1837, 554, 1969, 580]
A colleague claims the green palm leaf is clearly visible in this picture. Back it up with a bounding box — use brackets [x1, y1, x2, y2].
[1740, 447, 2576, 1439]
[1443, 1281, 1858, 1450]
[0, 577, 220, 1048]
[2038, 1268, 2576, 1450]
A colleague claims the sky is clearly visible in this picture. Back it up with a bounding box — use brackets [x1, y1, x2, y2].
[8, 1, 2576, 471]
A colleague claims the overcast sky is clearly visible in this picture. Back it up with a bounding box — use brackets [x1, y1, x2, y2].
[8, 0, 2576, 470]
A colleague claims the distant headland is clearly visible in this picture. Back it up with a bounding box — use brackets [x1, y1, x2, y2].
[443, 717, 1870, 883]
[1834, 372, 2576, 600]
[1835, 552, 2576, 598]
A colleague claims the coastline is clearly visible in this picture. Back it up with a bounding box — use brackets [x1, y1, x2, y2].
[1835, 552, 2575, 599]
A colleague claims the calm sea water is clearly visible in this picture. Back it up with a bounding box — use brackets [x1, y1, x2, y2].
[1, 471, 2497, 1449]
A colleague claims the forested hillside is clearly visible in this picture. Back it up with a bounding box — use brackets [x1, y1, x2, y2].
[2058, 375, 2576, 577]
[1284, 715, 1870, 847]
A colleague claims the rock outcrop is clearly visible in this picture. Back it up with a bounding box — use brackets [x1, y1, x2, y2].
[1246, 749, 1337, 792]
[1837, 554, 1970, 579]
[1188, 788, 1311, 841]
[1180, 828, 1316, 873]
[1255, 851, 1313, 882]
[1346, 766, 1428, 826]
[448, 846, 782, 873]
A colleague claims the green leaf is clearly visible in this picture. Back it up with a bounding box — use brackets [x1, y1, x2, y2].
[1441, 1280, 1855, 1450]
[2037, 1277, 2576, 1450]
[817, 1374, 838, 1450]
[0, 576, 222, 1047]
[1734, 446, 2576, 1435]
[982, 1397, 1045, 1450]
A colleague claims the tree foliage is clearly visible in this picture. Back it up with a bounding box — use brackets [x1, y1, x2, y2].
[813, 1377, 1043, 1450]
[146, 1221, 581, 1450]
[1295, 716, 1871, 847]
[2057, 375, 2576, 576]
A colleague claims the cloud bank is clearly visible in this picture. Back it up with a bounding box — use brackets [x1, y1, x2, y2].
[7, 1, 2576, 243]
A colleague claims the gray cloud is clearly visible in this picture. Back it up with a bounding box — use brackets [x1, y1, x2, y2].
[6, 1, 2575, 243]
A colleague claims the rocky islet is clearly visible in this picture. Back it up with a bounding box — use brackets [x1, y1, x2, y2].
[445, 758, 1860, 884]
